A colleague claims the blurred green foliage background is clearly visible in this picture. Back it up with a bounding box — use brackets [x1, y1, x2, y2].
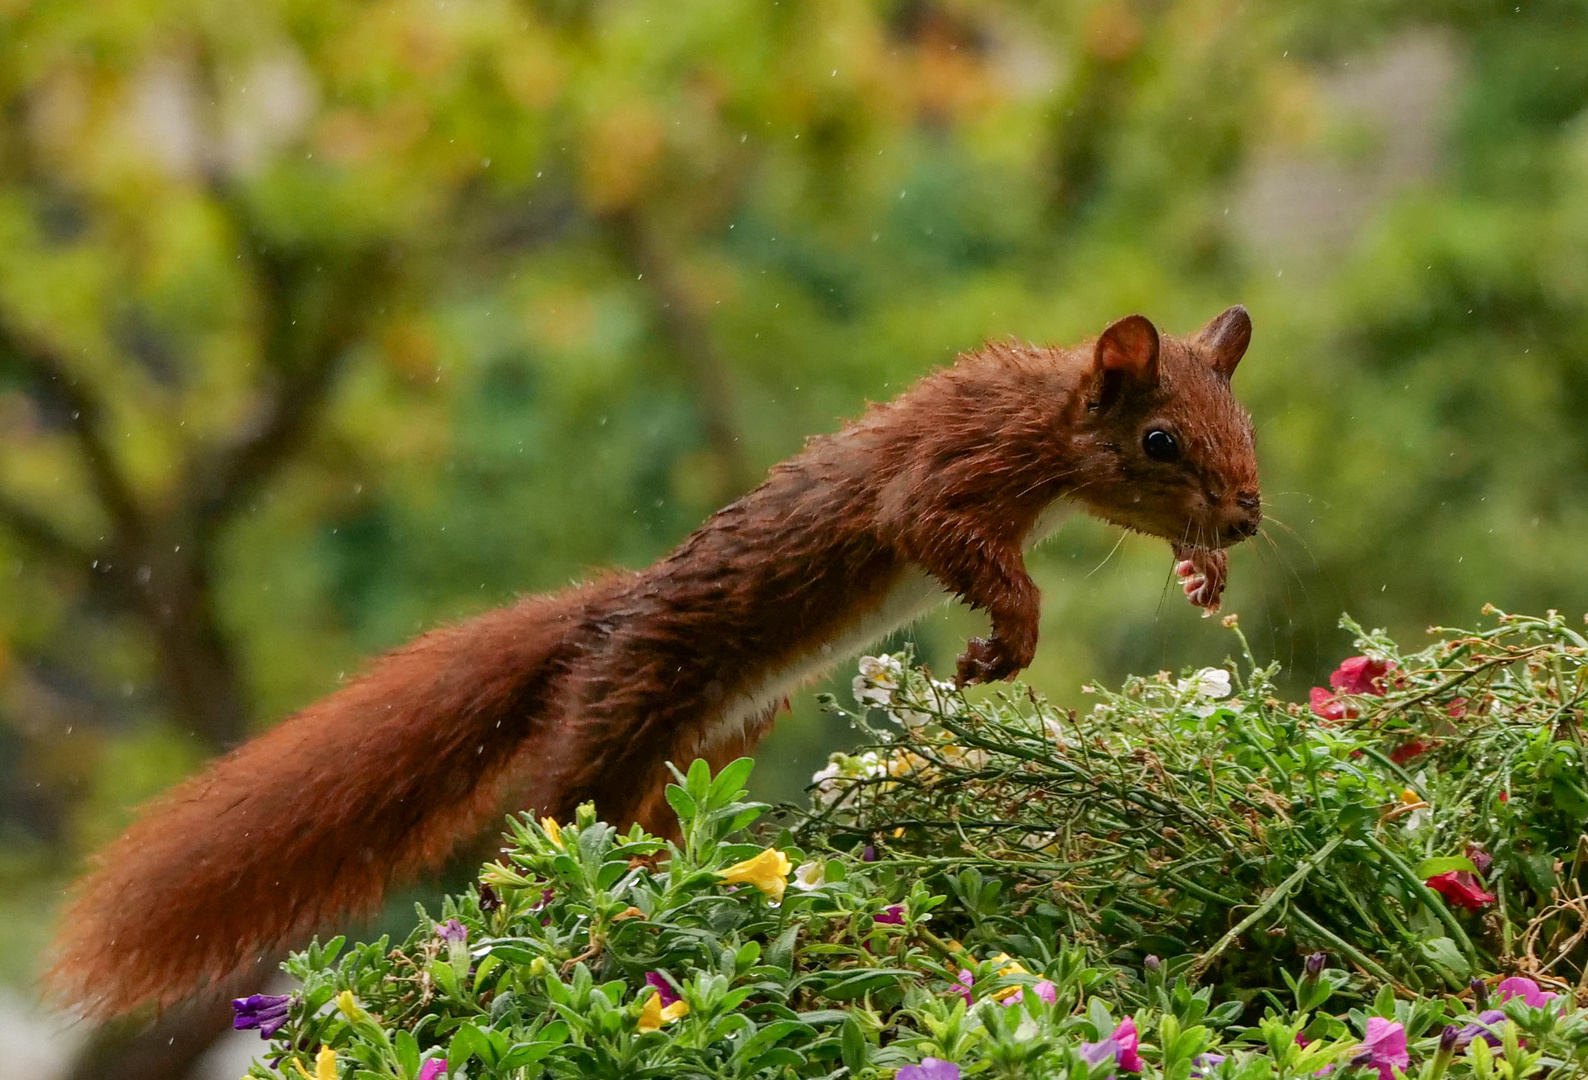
[2, 0, 1587, 1066]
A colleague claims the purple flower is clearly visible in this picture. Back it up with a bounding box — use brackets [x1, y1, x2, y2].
[231, 993, 293, 1039]
[1456, 1010, 1506, 1049]
[897, 1059, 960, 1080]
[1081, 1018, 1144, 1074]
[645, 971, 681, 1008]
[1470, 977, 1490, 1010]
[1304, 952, 1327, 978]
[478, 882, 501, 913]
[875, 905, 906, 925]
[1352, 1018, 1409, 1080]
[1465, 842, 1493, 875]
[862, 844, 878, 862]
[949, 968, 975, 1005]
[1191, 1052, 1226, 1078]
[417, 1060, 447, 1080]
[438, 918, 467, 945]
[1496, 976, 1557, 1008]
[1081, 1037, 1122, 1069]
[1002, 979, 1057, 1007]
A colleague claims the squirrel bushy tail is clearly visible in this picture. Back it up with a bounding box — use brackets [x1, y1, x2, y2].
[47, 586, 597, 1018]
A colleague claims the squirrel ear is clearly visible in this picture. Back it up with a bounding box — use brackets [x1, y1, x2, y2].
[1195, 304, 1252, 378]
[1094, 314, 1160, 384]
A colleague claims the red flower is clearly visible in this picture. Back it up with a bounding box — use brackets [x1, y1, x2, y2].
[1499, 791, 1509, 803]
[1447, 697, 1467, 718]
[1389, 739, 1431, 765]
[1329, 656, 1393, 695]
[1426, 871, 1495, 910]
[1309, 686, 1353, 721]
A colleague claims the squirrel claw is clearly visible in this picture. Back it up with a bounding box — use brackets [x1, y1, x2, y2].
[955, 635, 1026, 687]
[1173, 546, 1227, 612]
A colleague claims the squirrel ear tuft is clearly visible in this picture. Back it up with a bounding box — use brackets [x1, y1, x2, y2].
[1196, 305, 1252, 378]
[1094, 314, 1160, 384]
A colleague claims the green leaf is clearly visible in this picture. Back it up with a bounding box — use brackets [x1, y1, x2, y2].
[1414, 856, 1478, 878]
[665, 784, 697, 821]
[707, 757, 756, 807]
[395, 1030, 419, 1077]
[840, 1015, 870, 1073]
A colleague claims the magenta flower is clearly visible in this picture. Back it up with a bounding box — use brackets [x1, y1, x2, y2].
[1310, 656, 1394, 720]
[875, 905, 906, 925]
[1081, 1017, 1144, 1074]
[1352, 1018, 1409, 1080]
[231, 993, 292, 1039]
[417, 1060, 447, 1080]
[1496, 976, 1557, 1008]
[1331, 656, 1393, 695]
[897, 1060, 960, 1080]
[438, 918, 467, 945]
[949, 968, 975, 1005]
[645, 971, 681, 1008]
[1465, 842, 1493, 874]
[1309, 686, 1351, 721]
[1426, 871, 1495, 910]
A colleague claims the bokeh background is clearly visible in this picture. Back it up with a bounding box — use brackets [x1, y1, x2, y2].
[3, 0, 1587, 1075]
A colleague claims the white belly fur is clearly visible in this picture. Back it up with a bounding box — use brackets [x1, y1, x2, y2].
[698, 502, 1073, 753]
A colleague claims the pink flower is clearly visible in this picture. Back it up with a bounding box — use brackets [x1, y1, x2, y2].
[645, 971, 681, 1008]
[1309, 686, 1352, 721]
[1114, 1016, 1144, 1072]
[1078, 1016, 1146, 1073]
[1426, 871, 1496, 910]
[1002, 979, 1058, 1007]
[1330, 656, 1393, 695]
[874, 905, 906, 925]
[1355, 1017, 1409, 1080]
[1496, 977, 1557, 1009]
[949, 969, 974, 1005]
[417, 1061, 447, 1080]
[1389, 739, 1430, 765]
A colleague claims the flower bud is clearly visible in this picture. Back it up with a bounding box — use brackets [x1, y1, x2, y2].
[1303, 952, 1327, 979]
[1143, 955, 1162, 973]
[1471, 977, 1490, 1010]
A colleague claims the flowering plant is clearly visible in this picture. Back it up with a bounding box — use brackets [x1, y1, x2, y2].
[232, 609, 1588, 1079]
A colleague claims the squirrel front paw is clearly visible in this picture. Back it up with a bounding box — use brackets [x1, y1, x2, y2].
[1174, 546, 1228, 614]
[955, 634, 1033, 687]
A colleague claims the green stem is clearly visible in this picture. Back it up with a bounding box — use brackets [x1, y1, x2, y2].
[1361, 833, 1478, 962]
[1189, 835, 1345, 981]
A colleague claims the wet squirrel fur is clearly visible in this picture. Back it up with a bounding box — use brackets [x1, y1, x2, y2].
[47, 306, 1261, 1018]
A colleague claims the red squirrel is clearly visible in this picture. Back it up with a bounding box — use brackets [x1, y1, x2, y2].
[47, 306, 1260, 1019]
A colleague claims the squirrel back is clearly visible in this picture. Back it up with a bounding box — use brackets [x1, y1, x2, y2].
[47, 307, 1260, 1018]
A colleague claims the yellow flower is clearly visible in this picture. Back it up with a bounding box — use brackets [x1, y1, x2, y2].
[989, 953, 1031, 1001]
[541, 817, 564, 848]
[637, 989, 691, 1032]
[334, 990, 361, 1019]
[716, 847, 793, 902]
[292, 1046, 337, 1080]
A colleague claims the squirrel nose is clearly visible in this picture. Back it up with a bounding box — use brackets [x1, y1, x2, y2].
[1227, 492, 1262, 540]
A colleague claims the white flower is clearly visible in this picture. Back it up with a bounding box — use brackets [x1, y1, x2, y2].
[791, 860, 826, 891]
[1178, 667, 1233, 699]
[853, 654, 904, 708]
[810, 761, 847, 807]
[856, 751, 889, 779]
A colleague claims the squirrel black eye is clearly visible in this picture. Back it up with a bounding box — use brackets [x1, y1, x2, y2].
[1143, 429, 1180, 463]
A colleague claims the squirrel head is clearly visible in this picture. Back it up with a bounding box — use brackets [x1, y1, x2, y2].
[1067, 305, 1260, 552]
